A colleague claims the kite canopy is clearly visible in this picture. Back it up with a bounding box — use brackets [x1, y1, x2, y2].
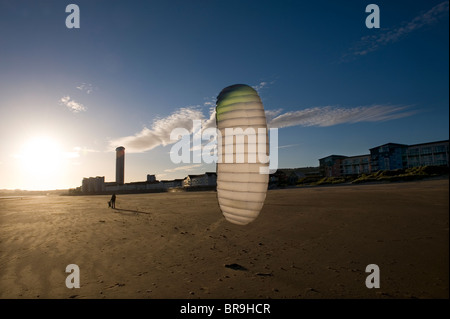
[216, 84, 269, 225]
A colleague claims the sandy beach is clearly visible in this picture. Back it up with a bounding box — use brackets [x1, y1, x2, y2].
[0, 179, 448, 299]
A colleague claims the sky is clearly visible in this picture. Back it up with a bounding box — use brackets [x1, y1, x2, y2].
[0, 0, 448, 190]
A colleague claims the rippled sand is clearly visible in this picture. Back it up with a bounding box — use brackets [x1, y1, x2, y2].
[0, 179, 448, 299]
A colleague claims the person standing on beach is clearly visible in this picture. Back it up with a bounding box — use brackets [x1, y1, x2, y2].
[110, 193, 116, 209]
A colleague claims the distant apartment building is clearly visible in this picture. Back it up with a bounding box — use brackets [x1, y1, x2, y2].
[319, 155, 347, 177]
[406, 140, 449, 168]
[319, 154, 371, 177]
[81, 176, 105, 193]
[369, 143, 408, 171]
[341, 154, 371, 175]
[319, 140, 449, 177]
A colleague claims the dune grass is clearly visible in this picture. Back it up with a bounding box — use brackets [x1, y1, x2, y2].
[351, 165, 448, 184]
[296, 165, 448, 187]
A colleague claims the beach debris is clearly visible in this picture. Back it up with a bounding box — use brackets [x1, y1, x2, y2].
[107, 282, 125, 289]
[327, 266, 339, 273]
[305, 287, 319, 293]
[225, 263, 248, 271]
[255, 272, 273, 277]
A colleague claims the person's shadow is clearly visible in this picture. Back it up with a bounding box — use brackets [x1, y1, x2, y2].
[113, 208, 151, 215]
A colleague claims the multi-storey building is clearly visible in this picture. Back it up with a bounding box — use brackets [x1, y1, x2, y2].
[319, 140, 449, 177]
[406, 140, 449, 168]
[369, 143, 408, 171]
[341, 154, 371, 175]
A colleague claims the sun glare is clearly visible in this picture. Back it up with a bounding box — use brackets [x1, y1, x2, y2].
[18, 136, 64, 183]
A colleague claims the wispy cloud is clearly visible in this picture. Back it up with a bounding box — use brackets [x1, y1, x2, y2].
[110, 86, 416, 153]
[344, 1, 449, 60]
[264, 109, 283, 124]
[203, 95, 216, 107]
[252, 81, 268, 92]
[59, 96, 87, 113]
[278, 143, 301, 149]
[76, 83, 95, 94]
[164, 164, 203, 173]
[252, 80, 275, 93]
[58, 146, 99, 159]
[63, 147, 99, 166]
[267, 105, 416, 128]
[109, 107, 216, 153]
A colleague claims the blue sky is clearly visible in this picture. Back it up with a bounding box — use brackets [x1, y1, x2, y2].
[0, 0, 448, 190]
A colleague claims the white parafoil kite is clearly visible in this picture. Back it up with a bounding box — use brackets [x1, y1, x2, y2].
[216, 84, 269, 225]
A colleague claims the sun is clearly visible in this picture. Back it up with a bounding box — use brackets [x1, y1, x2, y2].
[18, 136, 63, 179]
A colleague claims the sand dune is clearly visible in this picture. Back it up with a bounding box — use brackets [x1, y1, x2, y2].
[0, 179, 448, 299]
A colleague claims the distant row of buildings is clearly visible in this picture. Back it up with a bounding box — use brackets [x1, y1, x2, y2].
[319, 140, 449, 177]
[72, 146, 219, 194]
[72, 139, 448, 194]
[77, 172, 218, 194]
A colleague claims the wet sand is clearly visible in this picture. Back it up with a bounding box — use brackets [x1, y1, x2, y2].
[0, 179, 448, 299]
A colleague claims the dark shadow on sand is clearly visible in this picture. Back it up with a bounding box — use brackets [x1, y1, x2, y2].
[113, 208, 151, 215]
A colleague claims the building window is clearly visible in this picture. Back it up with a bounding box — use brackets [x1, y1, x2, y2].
[434, 145, 447, 153]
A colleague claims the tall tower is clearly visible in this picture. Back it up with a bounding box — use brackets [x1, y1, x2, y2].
[116, 146, 125, 185]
